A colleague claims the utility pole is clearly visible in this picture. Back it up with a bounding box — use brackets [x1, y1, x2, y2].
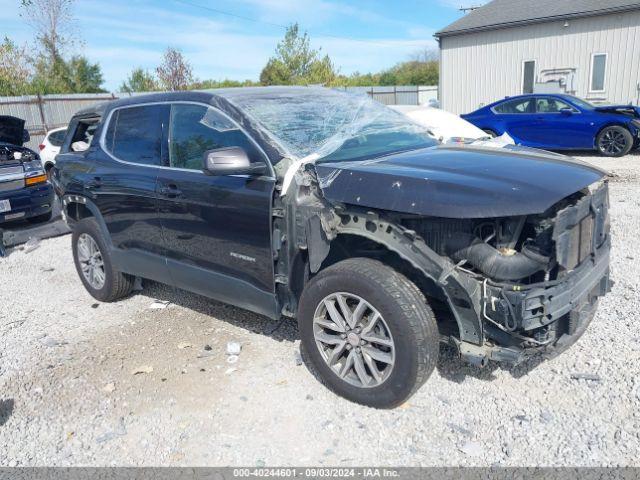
[459, 5, 482, 13]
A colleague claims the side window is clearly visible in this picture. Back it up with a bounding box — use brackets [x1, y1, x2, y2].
[104, 105, 166, 166]
[536, 98, 575, 113]
[69, 118, 99, 152]
[494, 98, 534, 114]
[169, 104, 263, 170]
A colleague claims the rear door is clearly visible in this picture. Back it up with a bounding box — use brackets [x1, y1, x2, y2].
[92, 104, 170, 277]
[155, 102, 277, 317]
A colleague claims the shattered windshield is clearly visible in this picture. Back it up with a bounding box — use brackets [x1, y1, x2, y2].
[222, 87, 438, 162]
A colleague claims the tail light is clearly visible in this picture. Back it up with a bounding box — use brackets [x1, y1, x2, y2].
[39, 144, 45, 151]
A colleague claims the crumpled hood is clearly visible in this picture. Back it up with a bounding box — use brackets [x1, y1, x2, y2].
[314, 145, 606, 218]
[594, 105, 640, 118]
[0, 116, 26, 146]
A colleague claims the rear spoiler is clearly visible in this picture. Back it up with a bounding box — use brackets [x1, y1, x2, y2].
[594, 105, 640, 118]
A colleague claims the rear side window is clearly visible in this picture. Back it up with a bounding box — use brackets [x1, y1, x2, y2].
[494, 98, 534, 114]
[168, 104, 263, 170]
[48, 129, 66, 147]
[104, 105, 167, 166]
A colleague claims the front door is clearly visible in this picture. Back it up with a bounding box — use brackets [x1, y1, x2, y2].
[155, 102, 277, 317]
[532, 97, 595, 149]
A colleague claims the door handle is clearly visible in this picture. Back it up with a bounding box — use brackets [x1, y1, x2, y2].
[159, 184, 182, 198]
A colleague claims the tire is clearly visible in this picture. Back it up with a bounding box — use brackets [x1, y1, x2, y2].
[596, 126, 633, 157]
[71, 217, 134, 302]
[482, 129, 498, 138]
[298, 258, 439, 408]
[27, 209, 52, 224]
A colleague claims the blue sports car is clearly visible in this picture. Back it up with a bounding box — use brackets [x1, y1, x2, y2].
[461, 94, 640, 157]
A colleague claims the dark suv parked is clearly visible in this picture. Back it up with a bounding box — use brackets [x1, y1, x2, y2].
[53, 88, 612, 408]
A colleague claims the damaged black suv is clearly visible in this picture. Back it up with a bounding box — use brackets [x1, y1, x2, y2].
[53, 87, 611, 408]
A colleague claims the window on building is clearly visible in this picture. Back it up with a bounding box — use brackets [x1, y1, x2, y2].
[522, 60, 536, 94]
[494, 98, 534, 114]
[591, 54, 607, 92]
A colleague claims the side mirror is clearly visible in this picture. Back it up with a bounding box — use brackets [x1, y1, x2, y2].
[22, 129, 30, 143]
[560, 108, 573, 116]
[203, 146, 266, 176]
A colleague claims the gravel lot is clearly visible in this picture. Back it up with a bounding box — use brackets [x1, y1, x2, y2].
[0, 153, 639, 467]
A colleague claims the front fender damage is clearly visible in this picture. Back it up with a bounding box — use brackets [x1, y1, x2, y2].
[275, 164, 484, 348]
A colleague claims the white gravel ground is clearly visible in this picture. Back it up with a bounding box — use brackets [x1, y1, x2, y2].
[0, 153, 639, 467]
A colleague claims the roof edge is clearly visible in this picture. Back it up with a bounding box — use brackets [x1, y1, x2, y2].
[435, 3, 640, 38]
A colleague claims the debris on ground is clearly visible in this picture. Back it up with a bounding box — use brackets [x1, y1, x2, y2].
[226, 342, 241, 355]
[446, 422, 473, 437]
[226, 355, 239, 364]
[39, 337, 66, 348]
[131, 365, 153, 375]
[459, 441, 484, 457]
[570, 373, 602, 382]
[101, 383, 115, 393]
[23, 237, 41, 254]
[148, 300, 170, 310]
[177, 342, 192, 349]
[96, 418, 127, 444]
[294, 350, 303, 366]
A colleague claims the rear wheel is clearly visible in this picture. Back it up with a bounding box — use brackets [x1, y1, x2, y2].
[298, 258, 439, 408]
[596, 126, 633, 157]
[72, 218, 134, 302]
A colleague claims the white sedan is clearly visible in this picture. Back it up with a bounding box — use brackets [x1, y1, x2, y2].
[39, 126, 67, 174]
[390, 105, 514, 147]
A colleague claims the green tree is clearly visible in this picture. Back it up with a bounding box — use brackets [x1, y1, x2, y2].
[259, 58, 291, 85]
[191, 78, 260, 89]
[260, 24, 338, 85]
[30, 54, 104, 93]
[65, 56, 105, 92]
[120, 68, 158, 93]
[0, 37, 32, 96]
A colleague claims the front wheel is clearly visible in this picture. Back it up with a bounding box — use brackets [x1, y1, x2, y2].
[298, 258, 439, 408]
[596, 126, 633, 157]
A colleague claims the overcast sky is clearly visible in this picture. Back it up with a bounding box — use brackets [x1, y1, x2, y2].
[0, 0, 478, 90]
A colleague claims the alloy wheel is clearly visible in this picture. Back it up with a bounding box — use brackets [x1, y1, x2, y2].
[312, 292, 395, 388]
[599, 129, 627, 155]
[77, 233, 105, 290]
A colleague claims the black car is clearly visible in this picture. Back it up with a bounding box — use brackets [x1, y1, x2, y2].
[53, 87, 611, 408]
[0, 116, 54, 224]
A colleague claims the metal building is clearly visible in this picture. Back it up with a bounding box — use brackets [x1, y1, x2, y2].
[436, 0, 640, 114]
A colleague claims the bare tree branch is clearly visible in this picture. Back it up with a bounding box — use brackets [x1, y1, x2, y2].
[20, 0, 77, 61]
[156, 47, 193, 91]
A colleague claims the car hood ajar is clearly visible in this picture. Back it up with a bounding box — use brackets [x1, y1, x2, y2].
[0, 116, 26, 146]
[314, 145, 606, 219]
